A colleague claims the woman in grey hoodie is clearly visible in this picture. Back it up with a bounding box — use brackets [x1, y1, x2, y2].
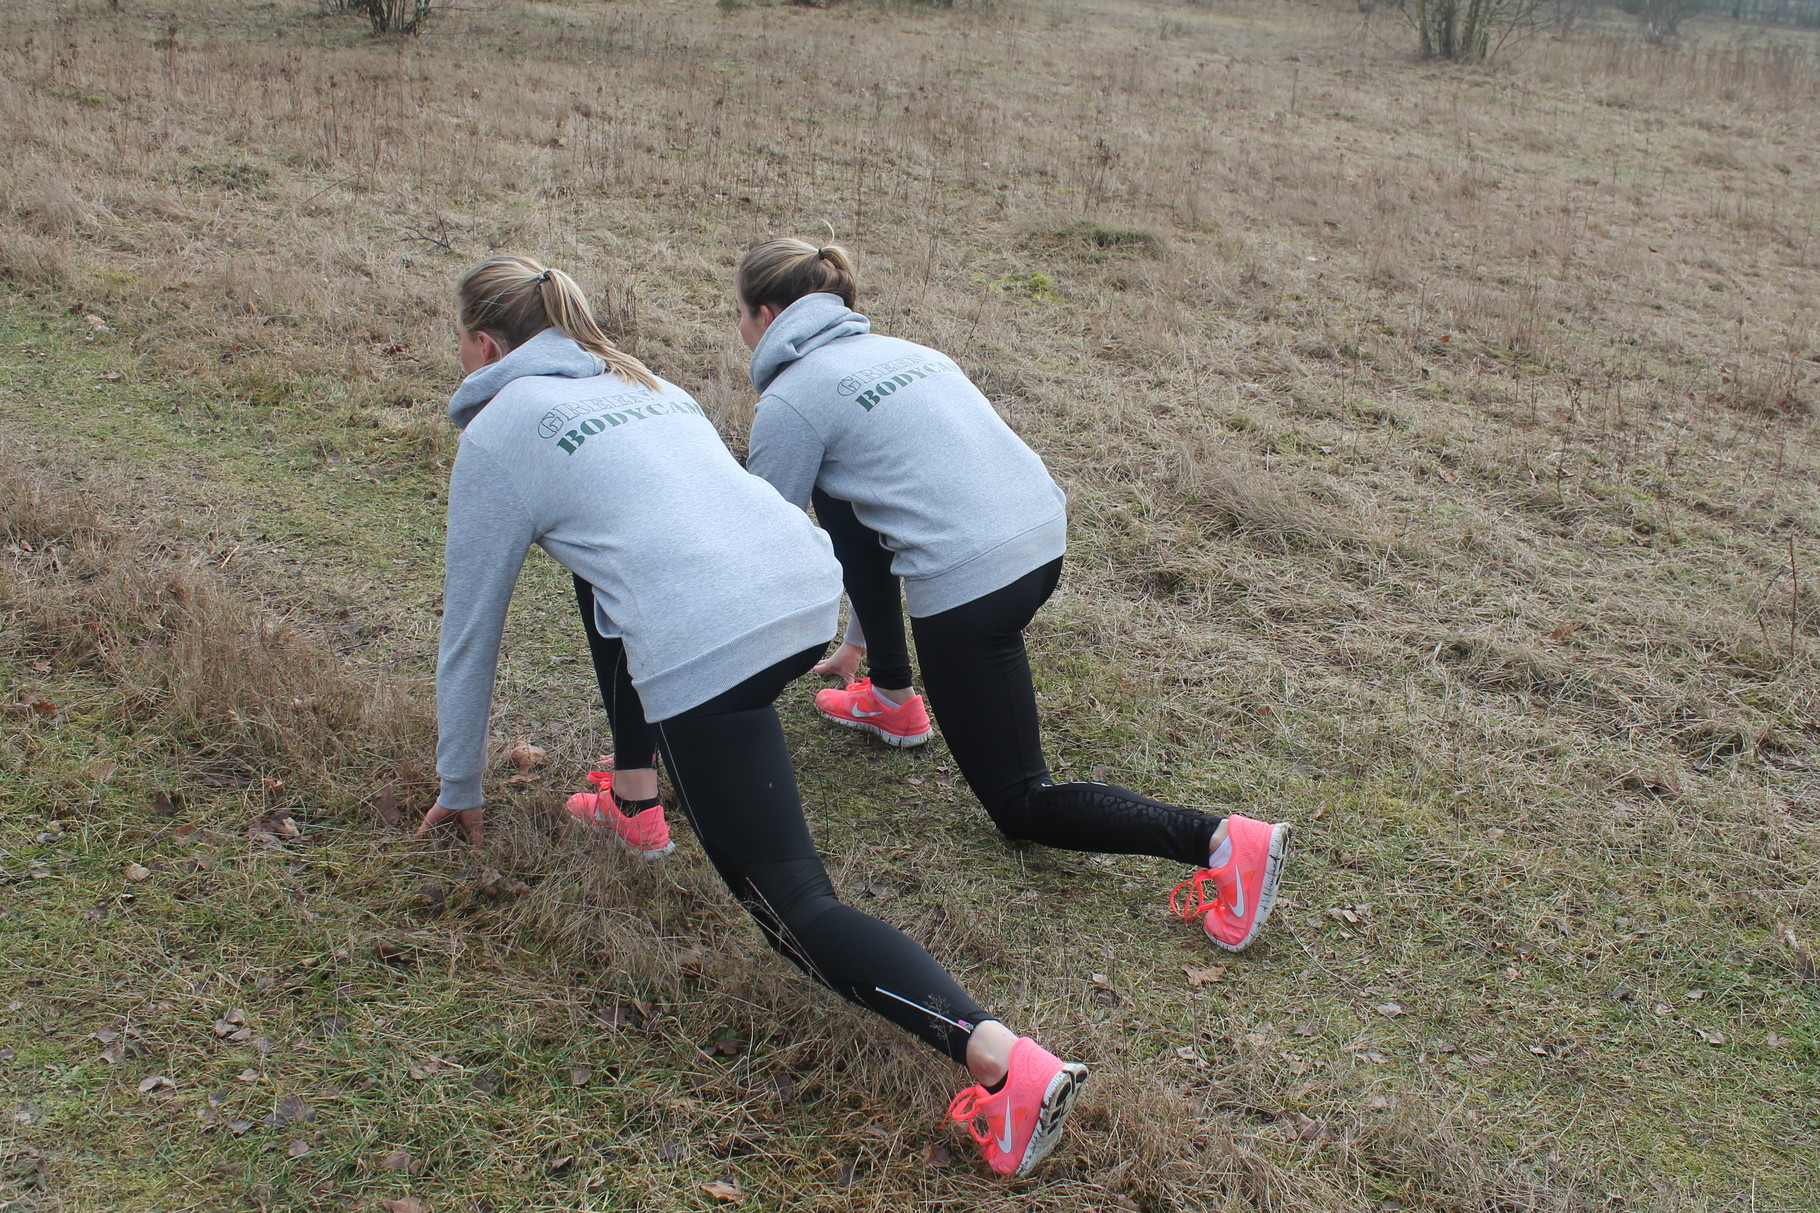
[416, 256, 1086, 1179]
[736, 238, 1291, 956]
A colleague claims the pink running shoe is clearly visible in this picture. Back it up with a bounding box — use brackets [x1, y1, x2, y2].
[947, 1037, 1089, 1178]
[1170, 814, 1291, 952]
[813, 678, 934, 748]
[565, 770, 674, 858]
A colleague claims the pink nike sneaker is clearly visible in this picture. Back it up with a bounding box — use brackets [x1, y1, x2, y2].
[813, 678, 934, 747]
[948, 1037, 1088, 1177]
[565, 770, 674, 858]
[1170, 814, 1290, 952]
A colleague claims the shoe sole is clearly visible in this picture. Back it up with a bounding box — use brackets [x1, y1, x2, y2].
[816, 707, 934, 748]
[1014, 1062, 1089, 1178]
[1206, 822, 1290, 953]
[564, 801, 675, 859]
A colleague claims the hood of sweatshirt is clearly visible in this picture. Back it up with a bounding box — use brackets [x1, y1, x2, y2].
[448, 327, 606, 429]
[748, 293, 871, 392]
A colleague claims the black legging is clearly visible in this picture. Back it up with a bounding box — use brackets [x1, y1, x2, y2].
[813, 487, 915, 690]
[811, 498, 1220, 869]
[574, 579, 987, 1062]
[575, 574, 659, 772]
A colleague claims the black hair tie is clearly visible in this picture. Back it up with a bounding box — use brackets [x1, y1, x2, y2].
[538, 269, 552, 282]
[814, 248, 827, 261]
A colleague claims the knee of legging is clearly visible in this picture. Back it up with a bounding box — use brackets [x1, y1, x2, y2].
[979, 782, 1045, 841]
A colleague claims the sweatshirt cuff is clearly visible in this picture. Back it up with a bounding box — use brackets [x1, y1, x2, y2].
[438, 774, 485, 812]
[844, 615, 867, 648]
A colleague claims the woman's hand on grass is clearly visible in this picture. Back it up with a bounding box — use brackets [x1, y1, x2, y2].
[811, 642, 865, 681]
[417, 803, 484, 844]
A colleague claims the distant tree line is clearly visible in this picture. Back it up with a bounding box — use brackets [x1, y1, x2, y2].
[1399, 0, 1820, 60]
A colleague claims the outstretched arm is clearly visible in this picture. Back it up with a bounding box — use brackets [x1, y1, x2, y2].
[431, 443, 536, 822]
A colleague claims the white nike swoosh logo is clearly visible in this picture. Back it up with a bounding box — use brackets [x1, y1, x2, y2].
[850, 707, 883, 717]
[996, 1113, 1016, 1155]
[1226, 877, 1247, 920]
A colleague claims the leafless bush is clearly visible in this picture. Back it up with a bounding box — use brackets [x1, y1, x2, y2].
[357, 0, 433, 35]
[1619, 0, 1704, 42]
[1398, 0, 1547, 59]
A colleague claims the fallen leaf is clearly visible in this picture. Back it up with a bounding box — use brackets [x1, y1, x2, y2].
[1696, 1027, 1726, 1046]
[125, 863, 151, 882]
[702, 1179, 745, 1203]
[1528, 1044, 1550, 1056]
[267, 1094, 316, 1127]
[1328, 907, 1360, 924]
[139, 1074, 175, 1093]
[227, 1118, 253, 1134]
[505, 740, 547, 775]
[1090, 973, 1111, 986]
[1375, 1001, 1404, 1018]
[0, 1047, 13, 1062]
[569, 1066, 592, 1086]
[381, 1150, 413, 1172]
[248, 812, 301, 847]
[475, 869, 530, 899]
[380, 1200, 428, 1213]
[237, 1068, 259, 1081]
[838, 1162, 860, 1187]
[921, 1142, 952, 1168]
[372, 791, 404, 827]
[468, 1070, 500, 1098]
[286, 1139, 310, 1158]
[371, 940, 410, 964]
[1183, 965, 1228, 987]
[25, 692, 58, 717]
[93, 1028, 120, 1043]
[1767, 1031, 1786, 1049]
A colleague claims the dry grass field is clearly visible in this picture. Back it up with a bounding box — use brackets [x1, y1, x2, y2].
[2, 0, 1817, 1209]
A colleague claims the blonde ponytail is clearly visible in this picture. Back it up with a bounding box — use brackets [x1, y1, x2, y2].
[736, 237, 858, 314]
[457, 256, 661, 391]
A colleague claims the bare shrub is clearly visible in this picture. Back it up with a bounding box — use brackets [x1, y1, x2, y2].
[1399, 0, 1547, 59]
[1619, 0, 1705, 41]
[356, 0, 433, 35]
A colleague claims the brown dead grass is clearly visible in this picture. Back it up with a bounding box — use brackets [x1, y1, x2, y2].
[0, 456, 428, 809]
[1, 0, 1818, 1208]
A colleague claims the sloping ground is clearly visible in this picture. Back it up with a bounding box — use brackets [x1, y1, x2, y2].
[1, 0, 1816, 1210]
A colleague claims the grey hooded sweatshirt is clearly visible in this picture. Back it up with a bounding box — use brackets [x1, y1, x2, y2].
[437, 328, 841, 811]
[746, 293, 1066, 618]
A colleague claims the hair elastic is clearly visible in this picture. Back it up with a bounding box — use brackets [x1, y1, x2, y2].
[538, 269, 552, 282]
[814, 248, 827, 261]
